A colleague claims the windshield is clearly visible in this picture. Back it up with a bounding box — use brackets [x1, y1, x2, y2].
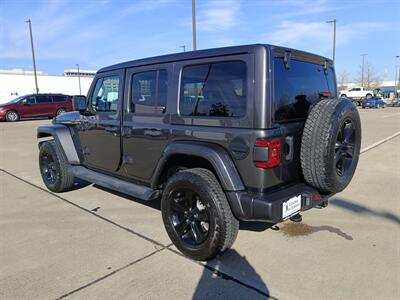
[6, 96, 25, 104]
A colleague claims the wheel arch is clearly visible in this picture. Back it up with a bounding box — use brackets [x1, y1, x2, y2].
[151, 142, 245, 192]
[37, 124, 80, 164]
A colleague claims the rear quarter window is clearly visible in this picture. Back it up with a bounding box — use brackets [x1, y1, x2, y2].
[273, 58, 336, 122]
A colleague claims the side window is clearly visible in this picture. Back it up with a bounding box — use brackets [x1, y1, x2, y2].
[157, 69, 168, 108]
[131, 69, 168, 114]
[52, 95, 66, 102]
[179, 61, 247, 117]
[26, 96, 36, 104]
[91, 76, 120, 112]
[274, 58, 333, 122]
[36, 95, 52, 103]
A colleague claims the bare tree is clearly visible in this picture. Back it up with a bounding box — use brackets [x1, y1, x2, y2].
[356, 62, 382, 89]
[338, 70, 350, 90]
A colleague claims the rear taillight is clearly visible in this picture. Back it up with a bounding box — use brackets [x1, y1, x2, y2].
[254, 138, 281, 169]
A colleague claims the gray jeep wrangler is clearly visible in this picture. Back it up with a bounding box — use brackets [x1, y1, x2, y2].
[37, 44, 361, 261]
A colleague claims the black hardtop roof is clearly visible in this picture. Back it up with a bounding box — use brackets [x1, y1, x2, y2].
[98, 44, 332, 74]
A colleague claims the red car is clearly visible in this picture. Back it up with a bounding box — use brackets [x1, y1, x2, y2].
[0, 94, 73, 122]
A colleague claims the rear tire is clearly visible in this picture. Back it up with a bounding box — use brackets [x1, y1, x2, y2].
[301, 98, 361, 194]
[5, 110, 20, 122]
[39, 140, 74, 192]
[56, 108, 66, 116]
[161, 168, 239, 261]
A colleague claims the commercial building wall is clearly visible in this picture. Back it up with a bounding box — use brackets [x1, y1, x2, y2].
[0, 74, 93, 104]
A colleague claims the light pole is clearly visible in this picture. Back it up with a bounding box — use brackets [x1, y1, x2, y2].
[76, 64, 82, 95]
[180, 45, 186, 52]
[395, 56, 399, 99]
[326, 19, 336, 64]
[192, 0, 197, 50]
[361, 54, 367, 87]
[25, 19, 39, 94]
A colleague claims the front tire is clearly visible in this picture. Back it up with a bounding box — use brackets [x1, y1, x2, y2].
[161, 168, 239, 261]
[5, 110, 20, 122]
[39, 140, 74, 192]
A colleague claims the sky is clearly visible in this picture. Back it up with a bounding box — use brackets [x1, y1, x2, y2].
[1, 0, 399, 82]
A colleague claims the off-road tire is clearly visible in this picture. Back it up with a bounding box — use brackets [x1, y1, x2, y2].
[161, 168, 239, 261]
[39, 140, 75, 192]
[300, 98, 361, 194]
[5, 110, 20, 122]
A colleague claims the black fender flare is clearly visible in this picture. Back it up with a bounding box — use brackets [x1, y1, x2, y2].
[151, 141, 245, 192]
[37, 124, 80, 165]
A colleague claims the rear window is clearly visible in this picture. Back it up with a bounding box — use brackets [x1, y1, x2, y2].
[179, 61, 247, 117]
[274, 58, 336, 122]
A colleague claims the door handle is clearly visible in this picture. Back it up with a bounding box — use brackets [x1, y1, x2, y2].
[144, 128, 162, 137]
[284, 136, 294, 161]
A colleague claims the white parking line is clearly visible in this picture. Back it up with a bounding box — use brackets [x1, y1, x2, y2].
[361, 131, 400, 154]
[382, 113, 400, 118]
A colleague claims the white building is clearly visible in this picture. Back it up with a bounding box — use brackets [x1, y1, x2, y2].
[0, 69, 95, 104]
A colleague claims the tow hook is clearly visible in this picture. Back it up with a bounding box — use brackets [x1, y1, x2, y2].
[290, 213, 302, 222]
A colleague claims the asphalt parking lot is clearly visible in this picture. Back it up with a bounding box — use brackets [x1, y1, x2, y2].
[1, 107, 399, 299]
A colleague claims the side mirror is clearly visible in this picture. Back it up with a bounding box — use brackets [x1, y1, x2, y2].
[72, 95, 87, 113]
[21, 99, 28, 105]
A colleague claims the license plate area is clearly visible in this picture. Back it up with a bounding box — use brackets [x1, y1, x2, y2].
[282, 195, 302, 219]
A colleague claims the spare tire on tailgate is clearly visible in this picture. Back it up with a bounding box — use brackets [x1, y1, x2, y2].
[300, 98, 361, 194]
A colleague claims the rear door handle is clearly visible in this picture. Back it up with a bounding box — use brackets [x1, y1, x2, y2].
[285, 136, 294, 161]
[144, 128, 162, 137]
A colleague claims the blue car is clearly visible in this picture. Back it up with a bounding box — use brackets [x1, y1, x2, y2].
[362, 97, 386, 108]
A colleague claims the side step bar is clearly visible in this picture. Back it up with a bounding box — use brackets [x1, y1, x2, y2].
[70, 166, 159, 200]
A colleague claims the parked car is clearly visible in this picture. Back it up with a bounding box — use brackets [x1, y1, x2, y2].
[37, 44, 361, 261]
[362, 96, 386, 108]
[340, 87, 374, 106]
[387, 101, 400, 107]
[0, 94, 73, 121]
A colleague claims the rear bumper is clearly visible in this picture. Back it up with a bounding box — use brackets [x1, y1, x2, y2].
[226, 184, 331, 222]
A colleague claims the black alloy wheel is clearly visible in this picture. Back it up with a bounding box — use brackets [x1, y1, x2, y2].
[335, 119, 356, 177]
[167, 189, 210, 246]
[38, 140, 75, 192]
[40, 152, 58, 185]
[161, 168, 239, 261]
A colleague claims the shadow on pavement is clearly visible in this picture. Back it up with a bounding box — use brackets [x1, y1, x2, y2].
[192, 249, 270, 299]
[330, 198, 400, 226]
[70, 178, 92, 191]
